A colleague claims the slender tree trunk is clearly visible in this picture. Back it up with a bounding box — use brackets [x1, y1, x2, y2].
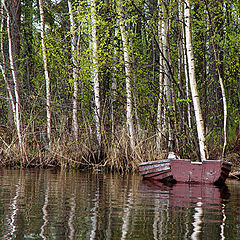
[183, 36, 192, 129]
[157, 0, 167, 152]
[22, 0, 34, 93]
[184, 0, 208, 161]
[39, 0, 51, 147]
[218, 70, 227, 157]
[8, 0, 21, 58]
[2, 0, 23, 154]
[68, 0, 79, 143]
[205, 1, 227, 158]
[164, 2, 175, 153]
[180, 1, 192, 129]
[131, 38, 141, 138]
[177, 1, 185, 135]
[118, 1, 135, 151]
[90, 0, 101, 147]
[0, 4, 16, 128]
[162, 1, 174, 152]
[111, 23, 118, 136]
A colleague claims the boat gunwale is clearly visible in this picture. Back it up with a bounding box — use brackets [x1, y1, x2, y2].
[138, 159, 170, 166]
[138, 159, 232, 167]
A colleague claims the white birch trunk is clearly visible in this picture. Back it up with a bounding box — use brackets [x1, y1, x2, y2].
[184, 0, 208, 161]
[2, 0, 23, 152]
[68, 0, 79, 143]
[162, 3, 174, 152]
[156, 1, 166, 151]
[118, 1, 135, 150]
[39, 0, 51, 146]
[205, 6, 228, 158]
[180, 2, 192, 128]
[90, 0, 101, 146]
[157, 1, 174, 152]
[219, 73, 227, 158]
[0, 5, 16, 126]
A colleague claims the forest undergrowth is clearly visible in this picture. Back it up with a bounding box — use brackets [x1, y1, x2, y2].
[0, 124, 239, 171]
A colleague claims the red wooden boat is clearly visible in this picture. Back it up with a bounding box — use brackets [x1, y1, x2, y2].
[138, 156, 232, 186]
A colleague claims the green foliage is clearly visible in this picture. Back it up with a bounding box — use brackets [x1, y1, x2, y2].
[0, 0, 239, 167]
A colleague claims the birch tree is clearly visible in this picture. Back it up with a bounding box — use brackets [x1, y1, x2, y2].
[39, 0, 51, 147]
[2, 0, 23, 153]
[90, 0, 101, 147]
[156, 0, 166, 151]
[117, 0, 135, 151]
[157, 0, 174, 153]
[180, 1, 191, 129]
[0, 3, 16, 126]
[162, 1, 174, 153]
[184, 0, 208, 161]
[204, 0, 228, 158]
[68, 0, 79, 143]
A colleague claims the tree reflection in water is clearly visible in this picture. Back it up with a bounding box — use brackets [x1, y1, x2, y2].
[191, 201, 203, 240]
[40, 174, 49, 240]
[0, 169, 237, 239]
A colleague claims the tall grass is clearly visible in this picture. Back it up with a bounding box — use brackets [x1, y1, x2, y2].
[0, 121, 239, 170]
[0, 123, 163, 171]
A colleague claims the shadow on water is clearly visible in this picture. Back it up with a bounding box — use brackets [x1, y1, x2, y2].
[0, 168, 239, 240]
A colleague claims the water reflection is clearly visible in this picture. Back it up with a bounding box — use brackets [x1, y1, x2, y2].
[5, 178, 21, 239]
[121, 190, 133, 240]
[40, 176, 49, 240]
[90, 178, 99, 240]
[0, 168, 239, 239]
[68, 193, 76, 240]
[220, 203, 226, 240]
[139, 179, 230, 240]
[191, 201, 203, 240]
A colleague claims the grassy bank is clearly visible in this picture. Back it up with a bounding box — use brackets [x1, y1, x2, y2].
[0, 125, 157, 170]
[0, 124, 239, 171]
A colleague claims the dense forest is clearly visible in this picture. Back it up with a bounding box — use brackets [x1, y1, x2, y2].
[0, 0, 239, 169]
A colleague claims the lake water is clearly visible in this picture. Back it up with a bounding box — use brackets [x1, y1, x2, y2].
[0, 168, 239, 239]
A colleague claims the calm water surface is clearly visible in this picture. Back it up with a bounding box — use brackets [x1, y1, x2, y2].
[0, 168, 239, 239]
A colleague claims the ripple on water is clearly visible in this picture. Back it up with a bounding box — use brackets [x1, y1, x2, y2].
[0, 169, 239, 239]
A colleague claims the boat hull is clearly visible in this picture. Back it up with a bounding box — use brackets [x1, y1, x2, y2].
[138, 159, 232, 185]
[138, 160, 172, 181]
